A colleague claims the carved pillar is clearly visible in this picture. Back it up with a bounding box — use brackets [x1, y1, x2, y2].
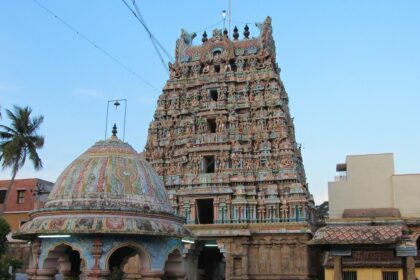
[242, 240, 249, 278]
[333, 256, 342, 280]
[301, 204, 306, 220]
[83, 238, 109, 280]
[214, 198, 219, 223]
[27, 239, 43, 280]
[289, 204, 294, 221]
[224, 240, 232, 280]
[402, 256, 416, 280]
[190, 199, 196, 224]
[227, 198, 232, 223]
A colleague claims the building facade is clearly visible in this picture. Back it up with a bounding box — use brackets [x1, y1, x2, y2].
[0, 178, 53, 231]
[329, 153, 420, 219]
[145, 17, 318, 279]
[312, 153, 420, 280]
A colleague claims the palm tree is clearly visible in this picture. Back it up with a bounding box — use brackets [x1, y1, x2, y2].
[0, 106, 44, 213]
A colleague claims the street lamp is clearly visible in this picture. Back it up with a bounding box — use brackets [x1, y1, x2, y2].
[222, 10, 227, 31]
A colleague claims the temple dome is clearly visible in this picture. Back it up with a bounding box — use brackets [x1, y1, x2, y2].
[46, 135, 173, 214]
[15, 135, 188, 239]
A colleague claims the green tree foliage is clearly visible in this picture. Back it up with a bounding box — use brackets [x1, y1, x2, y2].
[315, 201, 329, 225]
[0, 217, 10, 255]
[0, 218, 22, 280]
[0, 105, 44, 213]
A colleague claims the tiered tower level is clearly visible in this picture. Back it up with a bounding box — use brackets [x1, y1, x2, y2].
[145, 17, 318, 279]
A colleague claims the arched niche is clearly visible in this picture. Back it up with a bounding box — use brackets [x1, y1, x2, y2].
[106, 243, 151, 279]
[163, 248, 185, 279]
[42, 243, 85, 278]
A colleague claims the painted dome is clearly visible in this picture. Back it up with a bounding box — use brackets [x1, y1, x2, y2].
[45, 136, 172, 213]
[15, 135, 189, 239]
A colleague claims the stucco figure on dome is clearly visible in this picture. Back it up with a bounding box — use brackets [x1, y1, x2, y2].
[14, 128, 189, 279]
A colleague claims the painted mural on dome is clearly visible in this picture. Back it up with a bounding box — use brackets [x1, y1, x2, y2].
[20, 215, 189, 237]
[45, 137, 173, 214]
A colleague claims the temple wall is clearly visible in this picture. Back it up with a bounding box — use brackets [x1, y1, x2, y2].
[203, 233, 315, 280]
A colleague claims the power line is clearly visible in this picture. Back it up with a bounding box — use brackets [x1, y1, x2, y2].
[131, 0, 173, 62]
[121, 0, 171, 73]
[31, 0, 159, 92]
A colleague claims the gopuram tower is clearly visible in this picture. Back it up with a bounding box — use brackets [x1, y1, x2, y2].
[145, 17, 317, 280]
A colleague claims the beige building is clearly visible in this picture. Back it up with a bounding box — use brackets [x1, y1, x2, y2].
[329, 153, 420, 219]
[312, 153, 420, 280]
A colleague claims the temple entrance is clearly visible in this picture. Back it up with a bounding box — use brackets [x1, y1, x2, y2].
[42, 244, 83, 279]
[163, 249, 185, 280]
[107, 245, 150, 279]
[197, 241, 225, 280]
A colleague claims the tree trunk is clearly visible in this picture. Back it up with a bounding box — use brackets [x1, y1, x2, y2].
[1, 166, 18, 215]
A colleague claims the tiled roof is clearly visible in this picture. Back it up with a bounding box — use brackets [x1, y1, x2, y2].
[312, 225, 403, 245]
[324, 250, 420, 268]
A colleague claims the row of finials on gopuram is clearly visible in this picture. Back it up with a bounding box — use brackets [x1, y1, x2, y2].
[144, 16, 315, 226]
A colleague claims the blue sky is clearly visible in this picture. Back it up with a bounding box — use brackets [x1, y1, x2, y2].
[1, 1, 419, 203]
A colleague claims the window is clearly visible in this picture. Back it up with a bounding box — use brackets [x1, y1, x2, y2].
[0, 190, 6, 204]
[207, 118, 216, 133]
[214, 65, 220, 73]
[196, 199, 214, 224]
[17, 190, 25, 204]
[203, 156, 215, 173]
[343, 271, 357, 280]
[209, 89, 218, 101]
[383, 271, 398, 280]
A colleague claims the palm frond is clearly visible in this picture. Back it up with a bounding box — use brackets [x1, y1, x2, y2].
[0, 105, 44, 175]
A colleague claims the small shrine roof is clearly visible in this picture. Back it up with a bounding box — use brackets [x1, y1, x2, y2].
[311, 224, 403, 245]
[15, 133, 189, 239]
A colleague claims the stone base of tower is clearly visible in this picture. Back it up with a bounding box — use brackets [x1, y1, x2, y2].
[184, 223, 318, 280]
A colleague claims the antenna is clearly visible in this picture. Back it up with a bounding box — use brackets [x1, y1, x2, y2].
[222, 10, 227, 31]
[229, 0, 232, 37]
[105, 99, 128, 141]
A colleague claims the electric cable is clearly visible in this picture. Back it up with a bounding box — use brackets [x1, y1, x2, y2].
[121, 0, 170, 73]
[31, 0, 159, 92]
